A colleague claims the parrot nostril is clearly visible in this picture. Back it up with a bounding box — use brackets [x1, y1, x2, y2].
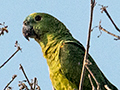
[23, 21, 28, 25]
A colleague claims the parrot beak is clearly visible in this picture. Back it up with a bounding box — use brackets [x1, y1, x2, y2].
[22, 21, 36, 41]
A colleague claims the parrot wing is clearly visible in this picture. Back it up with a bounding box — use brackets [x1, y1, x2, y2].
[59, 40, 117, 90]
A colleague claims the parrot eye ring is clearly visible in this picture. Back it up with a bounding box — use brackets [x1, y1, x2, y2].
[35, 15, 41, 21]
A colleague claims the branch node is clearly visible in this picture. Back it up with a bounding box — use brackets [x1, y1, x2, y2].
[0, 22, 8, 36]
[98, 20, 120, 40]
[0, 41, 21, 69]
[91, 26, 98, 32]
[99, 4, 120, 32]
[15, 41, 22, 51]
[98, 4, 108, 13]
[85, 59, 92, 65]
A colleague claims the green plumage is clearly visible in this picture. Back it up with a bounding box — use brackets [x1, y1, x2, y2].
[22, 13, 118, 90]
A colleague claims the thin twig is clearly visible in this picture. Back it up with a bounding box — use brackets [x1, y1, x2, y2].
[99, 21, 120, 40]
[99, 5, 120, 32]
[34, 78, 41, 90]
[85, 65, 100, 90]
[19, 64, 33, 90]
[18, 77, 41, 90]
[18, 81, 29, 90]
[79, 0, 95, 90]
[104, 85, 111, 90]
[0, 41, 21, 69]
[4, 75, 17, 90]
[88, 74, 95, 90]
[33, 77, 37, 90]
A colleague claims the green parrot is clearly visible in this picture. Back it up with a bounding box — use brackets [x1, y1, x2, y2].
[22, 13, 118, 90]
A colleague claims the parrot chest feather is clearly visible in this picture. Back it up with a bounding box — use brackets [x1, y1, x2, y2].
[41, 40, 78, 90]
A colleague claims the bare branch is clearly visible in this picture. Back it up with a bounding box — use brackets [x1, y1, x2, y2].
[88, 74, 95, 90]
[79, 0, 96, 90]
[33, 77, 37, 89]
[85, 65, 100, 90]
[33, 77, 41, 90]
[4, 75, 17, 90]
[0, 41, 21, 69]
[18, 81, 29, 90]
[18, 77, 41, 90]
[98, 21, 120, 40]
[19, 64, 33, 90]
[99, 5, 120, 32]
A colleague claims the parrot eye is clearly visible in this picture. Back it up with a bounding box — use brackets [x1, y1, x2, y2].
[35, 15, 41, 21]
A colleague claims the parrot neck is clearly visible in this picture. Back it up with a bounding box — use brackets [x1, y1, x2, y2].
[35, 29, 73, 51]
[35, 29, 74, 70]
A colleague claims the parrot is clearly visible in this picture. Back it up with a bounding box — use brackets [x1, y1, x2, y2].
[22, 12, 118, 90]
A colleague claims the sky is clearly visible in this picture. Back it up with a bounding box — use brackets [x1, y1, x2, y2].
[0, 0, 120, 90]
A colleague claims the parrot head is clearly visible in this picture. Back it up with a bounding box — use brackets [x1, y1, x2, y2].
[22, 13, 67, 41]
